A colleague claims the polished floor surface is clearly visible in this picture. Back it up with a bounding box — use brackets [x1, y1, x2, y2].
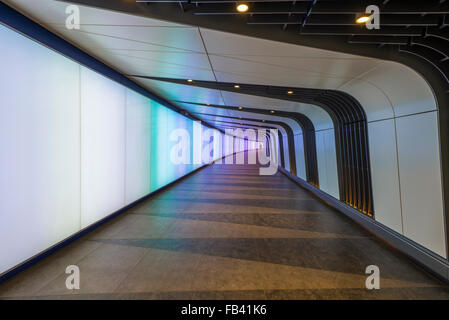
[1, 151, 449, 300]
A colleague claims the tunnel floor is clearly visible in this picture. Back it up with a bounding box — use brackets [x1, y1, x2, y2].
[1, 151, 449, 300]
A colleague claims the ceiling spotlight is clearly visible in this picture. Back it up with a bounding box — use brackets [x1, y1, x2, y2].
[236, 3, 249, 13]
[287, 90, 294, 95]
[187, 79, 193, 82]
[262, 120, 265, 122]
[356, 15, 370, 24]
[270, 110, 275, 114]
[238, 106, 243, 110]
[234, 84, 240, 89]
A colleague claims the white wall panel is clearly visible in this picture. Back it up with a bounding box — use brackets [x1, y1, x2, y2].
[323, 130, 339, 199]
[294, 134, 307, 180]
[283, 134, 290, 172]
[316, 129, 339, 199]
[125, 89, 152, 205]
[396, 112, 446, 257]
[368, 120, 403, 233]
[316, 131, 327, 192]
[80, 67, 126, 228]
[0, 25, 81, 274]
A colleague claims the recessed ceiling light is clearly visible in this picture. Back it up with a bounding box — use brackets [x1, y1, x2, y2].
[234, 84, 240, 89]
[262, 120, 265, 122]
[236, 3, 249, 13]
[187, 79, 193, 82]
[287, 90, 294, 95]
[238, 106, 243, 110]
[270, 110, 275, 114]
[356, 15, 370, 24]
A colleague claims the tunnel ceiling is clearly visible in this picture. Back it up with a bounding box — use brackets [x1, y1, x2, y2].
[47, 0, 449, 93]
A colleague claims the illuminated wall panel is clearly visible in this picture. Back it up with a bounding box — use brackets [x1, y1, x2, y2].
[0, 25, 81, 274]
[150, 101, 169, 191]
[202, 126, 215, 164]
[294, 134, 307, 180]
[125, 88, 152, 205]
[80, 66, 126, 228]
[368, 119, 403, 233]
[166, 107, 194, 181]
[316, 129, 339, 199]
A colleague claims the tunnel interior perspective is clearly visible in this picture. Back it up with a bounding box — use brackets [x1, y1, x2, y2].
[1, 0, 449, 303]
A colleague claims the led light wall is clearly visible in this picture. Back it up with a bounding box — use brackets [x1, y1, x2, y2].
[0, 24, 81, 274]
[0, 24, 238, 275]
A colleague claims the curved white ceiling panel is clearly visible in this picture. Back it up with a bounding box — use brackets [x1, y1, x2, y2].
[176, 102, 302, 135]
[220, 92, 334, 131]
[200, 28, 369, 60]
[359, 61, 437, 117]
[205, 117, 287, 136]
[8, 0, 187, 27]
[131, 77, 225, 106]
[70, 25, 204, 52]
[337, 77, 395, 122]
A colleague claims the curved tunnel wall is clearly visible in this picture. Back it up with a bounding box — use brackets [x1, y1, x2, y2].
[339, 61, 446, 258]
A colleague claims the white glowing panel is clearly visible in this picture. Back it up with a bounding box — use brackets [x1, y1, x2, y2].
[80, 66, 126, 228]
[294, 134, 307, 180]
[323, 130, 339, 199]
[125, 89, 152, 205]
[282, 135, 290, 172]
[0, 25, 81, 274]
[316, 129, 339, 199]
[396, 112, 446, 257]
[368, 120, 403, 234]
